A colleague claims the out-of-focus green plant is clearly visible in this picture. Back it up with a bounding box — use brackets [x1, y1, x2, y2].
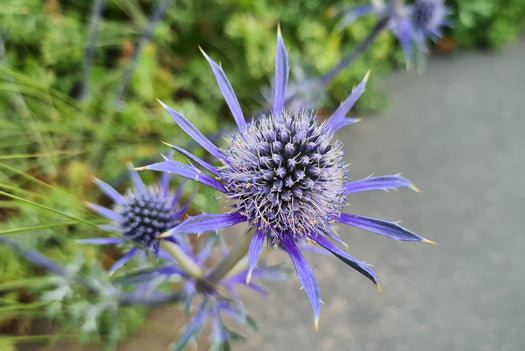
[449, 0, 525, 49]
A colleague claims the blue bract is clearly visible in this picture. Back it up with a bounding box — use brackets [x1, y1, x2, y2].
[143, 29, 432, 328]
[81, 167, 189, 275]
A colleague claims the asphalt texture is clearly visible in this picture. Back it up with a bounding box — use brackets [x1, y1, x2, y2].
[242, 41, 525, 351]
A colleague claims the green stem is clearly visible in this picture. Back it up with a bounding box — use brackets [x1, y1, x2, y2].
[160, 240, 203, 278]
[0, 221, 77, 235]
[225, 244, 269, 280]
[205, 229, 255, 283]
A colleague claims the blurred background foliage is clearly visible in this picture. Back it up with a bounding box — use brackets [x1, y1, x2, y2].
[1, 0, 524, 347]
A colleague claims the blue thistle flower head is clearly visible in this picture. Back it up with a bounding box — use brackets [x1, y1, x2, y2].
[411, 0, 448, 39]
[143, 29, 433, 327]
[120, 234, 287, 349]
[392, 0, 449, 68]
[337, 0, 449, 69]
[221, 109, 347, 240]
[81, 166, 190, 274]
[116, 184, 179, 252]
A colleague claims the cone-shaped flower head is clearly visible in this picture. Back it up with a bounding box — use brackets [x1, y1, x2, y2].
[412, 0, 448, 38]
[81, 167, 189, 274]
[142, 29, 432, 327]
[221, 109, 347, 239]
[338, 0, 449, 68]
[116, 185, 180, 252]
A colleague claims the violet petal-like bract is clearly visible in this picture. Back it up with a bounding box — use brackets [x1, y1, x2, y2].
[128, 167, 145, 192]
[393, 18, 415, 69]
[157, 250, 177, 263]
[325, 71, 369, 132]
[0, 237, 69, 277]
[247, 230, 265, 282]
[337, 4, 374, 29]
[158, 100, 225, 161]
[94, 178, 125, 205]
[172, 179, 186, 207]
[173, 300, 210, 351]
[210, 306, 228, 345]
[144, 160, 226, 193]
[281, 233, 321, 328]
[86, 202, 123, 222]
[338, 213, 427, 242]
[312, 234, 378, 286]
[200, 49, 246, 131]
[172, 194, 193, 221]
[160, 170, 171, 197]
[273, 27, 289, 118]
[172, 212, 246, 234]
[109, 246, 139, 275]
[166, 143, 220, 176]
[77, 237, 124, 245]
[321, 229, 349, 249]
[329, 117, 362, 131]
[345, 175, 416, 193]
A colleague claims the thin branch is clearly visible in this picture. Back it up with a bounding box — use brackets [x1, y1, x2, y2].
[79, 0, 107, 102]
[316, 17, 389, 87]
[119, 291, 184, 306]
[113, 0, 174, 110]
[261, 16, 390, 115]
[205, 229, 255, 284]
[0, 30, 31, 119]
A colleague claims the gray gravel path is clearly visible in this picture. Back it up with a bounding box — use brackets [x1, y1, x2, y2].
[242, 42, 525, 351]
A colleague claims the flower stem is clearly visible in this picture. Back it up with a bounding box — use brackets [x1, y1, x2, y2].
[276, 16, 390, 111]
[205, 229, 255, 283]
[160, 240, 203, 278]
[112, 0, 174, 110]
[315, 16, 390, 87]
[79, 0, 106, 103]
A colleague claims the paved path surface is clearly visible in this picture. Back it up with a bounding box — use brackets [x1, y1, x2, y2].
[242, 42, 525, 351]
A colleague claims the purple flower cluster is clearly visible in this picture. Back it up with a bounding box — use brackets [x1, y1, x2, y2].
[143, 30, 431, 326]
[340, 0, 449, 68]
[81, 167, 189, 274]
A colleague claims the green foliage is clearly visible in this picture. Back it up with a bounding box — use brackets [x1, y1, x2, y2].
[449, 0, 525, 49]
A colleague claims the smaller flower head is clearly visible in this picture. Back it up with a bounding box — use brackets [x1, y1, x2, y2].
[120, 234, 286, 350]
[81, 166, 189, 274]
[392, 0, 449, 68]
[412, 0, 448, 39]
[116, 184, 179, 252]
[338, 0, 449, 69]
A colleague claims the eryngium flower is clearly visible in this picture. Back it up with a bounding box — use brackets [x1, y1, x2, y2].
[338, 0, 449, 68]
[412, 0, 448, 39]
[120, 235, 287, 350]
[141, 30, 432, 326]
[81, 167, 189, 274]
[403, 0, 449, 67]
